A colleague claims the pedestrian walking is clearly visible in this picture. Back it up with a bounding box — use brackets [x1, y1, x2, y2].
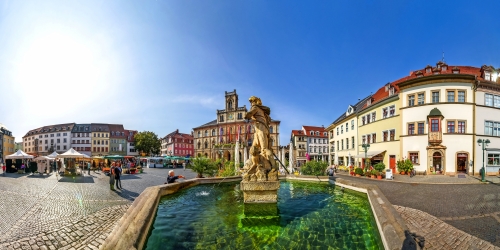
[2, 164, 6, 176]
[115, 163, 122, 189]
[87, 161, 91, 175]
[109, 165, 116, 190]
[183, 162, 186, 170]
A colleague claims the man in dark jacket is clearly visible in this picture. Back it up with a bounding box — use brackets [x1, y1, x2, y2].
[115, 163, 122, 189]
[165, 170, 185, 184]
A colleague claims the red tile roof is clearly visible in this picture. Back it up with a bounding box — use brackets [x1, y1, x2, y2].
[302, 126, 327, 138]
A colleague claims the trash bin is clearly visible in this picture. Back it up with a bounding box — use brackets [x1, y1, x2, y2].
[386, 169, 393, 180]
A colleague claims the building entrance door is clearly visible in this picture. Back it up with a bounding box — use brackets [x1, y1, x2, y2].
[389, 155, 396, 173]
[432, 152, 443, 174]
[457, 154, 467, 172]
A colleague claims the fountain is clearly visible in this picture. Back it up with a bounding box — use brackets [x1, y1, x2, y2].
[101, 95, 407, 250]
[239, 96, 280, 203]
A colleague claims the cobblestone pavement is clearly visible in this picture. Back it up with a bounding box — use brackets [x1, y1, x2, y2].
[396, 205, 500, 250]
[337, 173, 500, 247]
[0, 168, 198, 249]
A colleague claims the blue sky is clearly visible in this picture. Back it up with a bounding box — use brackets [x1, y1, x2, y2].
[1, 1, 499, 144]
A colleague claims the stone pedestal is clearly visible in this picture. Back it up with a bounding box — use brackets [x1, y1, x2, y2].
[240, 181, 280, 203]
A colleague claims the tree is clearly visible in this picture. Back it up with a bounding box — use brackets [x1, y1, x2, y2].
[134, 131, 161, 156]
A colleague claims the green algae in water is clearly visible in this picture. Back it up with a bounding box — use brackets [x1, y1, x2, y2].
[145, 181, 383, 250]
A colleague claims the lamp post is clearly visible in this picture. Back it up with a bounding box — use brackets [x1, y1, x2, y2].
[477, 138, 490, 182]
[361, 143, 370, 172]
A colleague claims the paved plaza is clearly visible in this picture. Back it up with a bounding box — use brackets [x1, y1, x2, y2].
[0, 168, 198, 250]
[337, 172, 500, 249]
[1, 169, 500, 249]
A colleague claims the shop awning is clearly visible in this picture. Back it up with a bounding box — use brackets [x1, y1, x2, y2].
[353, 150, 386, 158]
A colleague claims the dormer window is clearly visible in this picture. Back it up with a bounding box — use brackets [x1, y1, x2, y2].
[485, 72, 491, 81]
[442, 66, 447, 71]
[415, 71, 423, 78]
[310, 131, 313, 136]
[389, 87, 395, 96]
[316, 131, 319, 136]
[425, 65, 432, 73]
[433, 68, 440, 75]
[367, 98, 371, 106]
[452, 67, 460, 74]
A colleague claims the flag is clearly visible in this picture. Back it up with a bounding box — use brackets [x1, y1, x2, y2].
[237, 125, 241, 141]
[219, 127, 223, 143]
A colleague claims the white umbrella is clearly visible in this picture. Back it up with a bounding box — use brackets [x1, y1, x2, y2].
[34, 156, 54, 161]
[57, 148, 86, 158]
[6, 150, 34, 159]
[47, 151, 59, 158]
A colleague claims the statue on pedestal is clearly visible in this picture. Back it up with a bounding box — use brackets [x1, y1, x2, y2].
[240, 96, 278, 181]
[240, 96, 280, 203]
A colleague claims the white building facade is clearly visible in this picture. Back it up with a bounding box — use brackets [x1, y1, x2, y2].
[71, 124, 92, 156]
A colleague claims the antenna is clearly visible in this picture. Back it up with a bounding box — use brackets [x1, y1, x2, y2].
[442, 51, 445, 63]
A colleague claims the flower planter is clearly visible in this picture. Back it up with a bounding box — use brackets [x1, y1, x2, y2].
[377, 175, 382, 180]
[355, 174, 361, 177]
[370, 175, 375, 179]
[400, 171, 405, 175]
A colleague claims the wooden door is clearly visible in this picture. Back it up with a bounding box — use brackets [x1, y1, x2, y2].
[390, 155, 396, 173]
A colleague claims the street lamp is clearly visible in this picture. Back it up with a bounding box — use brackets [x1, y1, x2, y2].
[477, 139, 490, 182]
[362, 143, 370, 172]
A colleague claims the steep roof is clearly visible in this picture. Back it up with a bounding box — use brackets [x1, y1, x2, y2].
[302, 126, 327, 138]
[193, 120, 217, 129]
[24, 123, 76, 137]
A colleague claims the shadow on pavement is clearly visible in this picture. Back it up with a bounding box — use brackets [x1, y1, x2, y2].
[115, 188, 140, 201]
[1, 173, 25, 178]
[58, 176, 96, 183]
[120, 175, 141, 180]
[27, 173, 54, 179]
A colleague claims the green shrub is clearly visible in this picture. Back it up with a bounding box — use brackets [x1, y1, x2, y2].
[301, 160, 328, 176]
[189, 157, 218, 178]
[370, 169, 378, 176]
[354, 167, 363, 175]
[218, 161, 238, 177]
[374, 162, 386, 172]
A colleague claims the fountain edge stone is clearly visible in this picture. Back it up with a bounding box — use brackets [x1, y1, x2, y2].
[101, 175, 407, 250]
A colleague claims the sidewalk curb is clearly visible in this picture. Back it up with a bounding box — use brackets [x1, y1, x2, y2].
[335, 172, 489, 185]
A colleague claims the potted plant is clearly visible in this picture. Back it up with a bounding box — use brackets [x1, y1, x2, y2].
[354, 167, 363, 177]
[405, 159, 414, 175]
[373, 162, 386, 179]
[370, 169, 377, 179]
[396, 159, 406, 174]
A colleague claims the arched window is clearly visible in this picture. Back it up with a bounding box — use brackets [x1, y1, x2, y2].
[212, 129, 216, 136]
[197, 141, 201, 149]
[228, 100, 233, 109]
[205, 130, 208, 137]
[204, 141, 208, 149]
[197, 131, 201, 138]
[270, 126, 273, 133]
[316, 131, 319, 136]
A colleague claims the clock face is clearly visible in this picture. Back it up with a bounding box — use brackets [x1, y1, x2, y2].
[228, 114, 234, 120]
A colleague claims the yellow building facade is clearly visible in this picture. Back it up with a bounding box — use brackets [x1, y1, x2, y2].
[90, 124, 110, 156]
[356, 83, 400, 172]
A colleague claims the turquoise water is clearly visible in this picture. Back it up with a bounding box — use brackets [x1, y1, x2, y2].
[145, 181, 383, 250]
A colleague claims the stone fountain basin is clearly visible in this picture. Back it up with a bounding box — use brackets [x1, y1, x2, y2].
[101, 176, 408, 250]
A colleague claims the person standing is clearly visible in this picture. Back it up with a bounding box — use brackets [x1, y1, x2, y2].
[109, 165, 116, 190]
[2, 164, 6, 176]
[115, 163, 122, 189]
[87, 161, 91, 175]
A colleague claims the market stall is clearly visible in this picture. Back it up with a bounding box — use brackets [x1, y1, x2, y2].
[34, 156, 54, 174]
[57, 148, 87, 175]
[6, 150, 34, 173]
